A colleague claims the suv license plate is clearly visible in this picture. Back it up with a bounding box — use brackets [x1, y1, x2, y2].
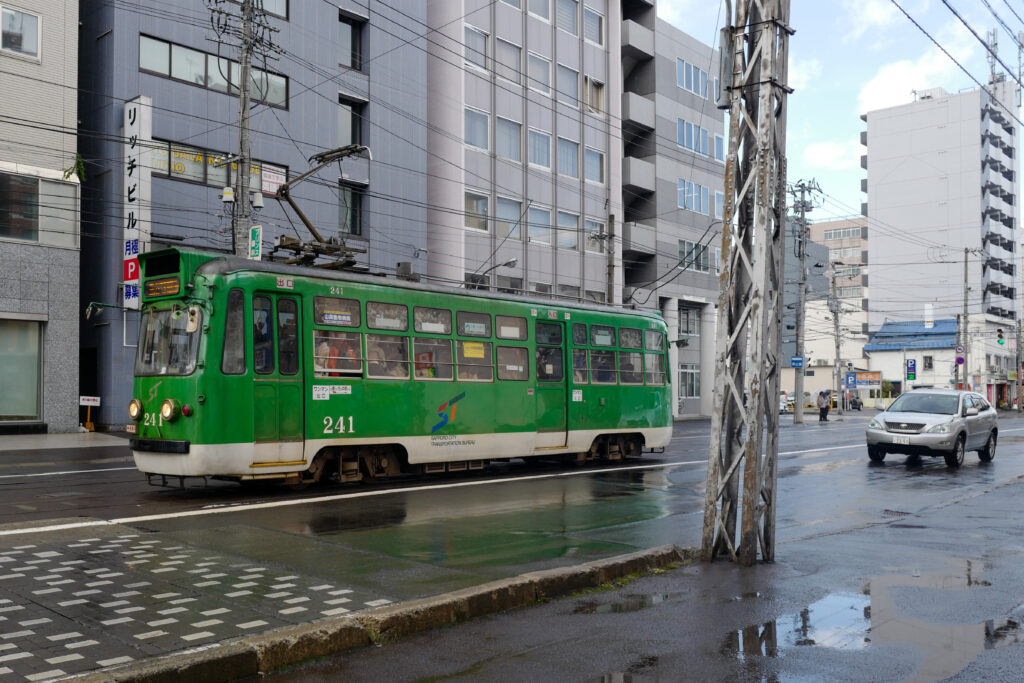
[892, 436, 910, 445]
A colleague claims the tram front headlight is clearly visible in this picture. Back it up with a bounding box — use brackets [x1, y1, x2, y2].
[128, 399, 143, 421]
[160, 398, 181, 422]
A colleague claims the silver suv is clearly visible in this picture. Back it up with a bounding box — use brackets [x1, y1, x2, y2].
[865, 389, 997, 468]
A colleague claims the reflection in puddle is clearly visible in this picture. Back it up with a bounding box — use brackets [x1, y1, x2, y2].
[723, 562, 1020, 682]
[573, 593, 676, 614]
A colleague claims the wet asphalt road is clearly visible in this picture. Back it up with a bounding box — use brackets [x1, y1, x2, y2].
[4, 411, 1024, 681]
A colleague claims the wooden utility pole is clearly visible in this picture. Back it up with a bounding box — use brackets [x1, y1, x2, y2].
[702, 0, 792, 566]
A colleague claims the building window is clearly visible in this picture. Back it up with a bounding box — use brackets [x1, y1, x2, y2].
[557, 137, 578, 177]
[528, 129, 551, 168]
[556, 64, 578, 107]
[714, 247, 722, 274]
[531, 281, 552, 297]
[557, 211, 578, 250]
[556, 0, 577, 35]
[679, 363, 701, 398]
[714, 191, 724, 219]
[557, 283, 581, 300]
[679, 240, 710, 273]
[139, 35, 287, 107]
[829, 246, 860, 260]
[339, 13, 363, 70]
[496, 197, 522, 239]
[680, 308, 701, 336]
[584, 148, 604, 183]
[583, 7, 604, 45]
[1, 6, 39, 59]
[495, 39, 521, 83]
[465, 25, 488, 70]
[465, 108, 489, 150]
[151, 140, 286, 194]
[714, 134, 725, 161]
[528, 53, 551, 93]
[465, 192, 489, 231]
[0, 319, 40, 420]
[677, 179, 709, 214]
[496, 275, 523, 294]
[501, 0, 521, 7]
[584, 219, 605, 253]
[528, 0, 550, 20]
[585, 289, 606, 303]
[338, 96, 365, 145]
[496, 117, 521, 161]
[923, 355, 934, 371]
[584, 77, 605, 115]
[339, 184, 362, 236]
[823, 227, 862, 241]
[0, 172, 37, 241]
[677, 119, 709, 155]
[465, 273, 488, 290]
[528, 206, 551, 243]
[836, 286, 862, 298]
[676, 58, 708, 97]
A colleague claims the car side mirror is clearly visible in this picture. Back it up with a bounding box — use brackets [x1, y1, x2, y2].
[966, 407, 979, 417]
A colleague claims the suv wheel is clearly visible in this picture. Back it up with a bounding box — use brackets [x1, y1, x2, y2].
[944, 435, 965, 468]
[867, 446, 885, 462]
[979, 432, 997, 462]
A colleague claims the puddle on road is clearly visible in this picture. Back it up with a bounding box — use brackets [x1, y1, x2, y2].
[573, 592, 678, 614]
[722, 563, 1018, 682]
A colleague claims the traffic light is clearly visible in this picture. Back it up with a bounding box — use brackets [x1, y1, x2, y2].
[998, 329, 1005, 344]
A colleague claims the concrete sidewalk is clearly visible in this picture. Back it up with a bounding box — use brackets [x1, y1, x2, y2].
[0, 432, 128, 452]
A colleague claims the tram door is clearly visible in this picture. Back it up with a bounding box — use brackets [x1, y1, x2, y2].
[252, 294, 304, 462]
[534, 321, 568, 449]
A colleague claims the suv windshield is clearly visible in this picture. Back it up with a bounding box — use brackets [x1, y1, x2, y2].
[888, 393, 959, 415]
[135, 306, 202, 376]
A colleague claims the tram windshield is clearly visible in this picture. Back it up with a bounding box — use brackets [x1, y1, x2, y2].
[135, 306, 202, 376]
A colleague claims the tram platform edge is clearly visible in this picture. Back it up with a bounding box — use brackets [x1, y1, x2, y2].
[71, 544, 694, 683]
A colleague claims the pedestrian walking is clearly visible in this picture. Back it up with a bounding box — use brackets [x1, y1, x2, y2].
[816, 390, 829, 422]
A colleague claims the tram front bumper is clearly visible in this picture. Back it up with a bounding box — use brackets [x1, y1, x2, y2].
[130, 438, 190, 454]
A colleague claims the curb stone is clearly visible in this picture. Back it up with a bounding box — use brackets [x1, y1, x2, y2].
[69, 544, 691, 682]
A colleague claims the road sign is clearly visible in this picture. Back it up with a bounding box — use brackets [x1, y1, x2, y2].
[79, 396, 101, 407]
[845, 372, 857, 388]
[956, 356, 965, 365]
[955, 345, 964, 354]
[248, 225, 263, 260]
[906, 358, 916, 381]
[790, 356, 803, 368]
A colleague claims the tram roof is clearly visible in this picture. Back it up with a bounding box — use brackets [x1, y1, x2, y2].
[175, 249, 665, 322]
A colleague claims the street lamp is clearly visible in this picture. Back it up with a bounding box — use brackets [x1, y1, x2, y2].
[480, 257, 518, 276]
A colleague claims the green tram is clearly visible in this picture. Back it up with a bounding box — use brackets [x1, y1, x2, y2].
[128, 248, 673, 486]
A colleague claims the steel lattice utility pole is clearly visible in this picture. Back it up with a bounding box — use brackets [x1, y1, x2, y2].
[702, 0, 792, 566]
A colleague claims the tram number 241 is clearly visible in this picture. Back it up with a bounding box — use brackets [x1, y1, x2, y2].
[323, 416, 356, 434]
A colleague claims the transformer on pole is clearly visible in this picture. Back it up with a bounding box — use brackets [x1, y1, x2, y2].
[702, 0, 792, 566]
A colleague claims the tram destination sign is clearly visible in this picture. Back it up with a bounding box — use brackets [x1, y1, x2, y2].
[144, 276, 180, 298]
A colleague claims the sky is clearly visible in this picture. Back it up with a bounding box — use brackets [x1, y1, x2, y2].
[657, 0, 1022, 221]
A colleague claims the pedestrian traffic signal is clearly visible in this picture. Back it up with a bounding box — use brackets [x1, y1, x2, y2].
[998, 329, 1005, 344]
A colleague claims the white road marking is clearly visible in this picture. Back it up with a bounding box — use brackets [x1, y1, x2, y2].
[0, 467, 136, 480]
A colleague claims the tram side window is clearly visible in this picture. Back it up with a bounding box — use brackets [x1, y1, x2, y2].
[366, 334, 409, 379]
[645, 352, 666, 385]
[572, 323, 587, 345]
[222, 288, 246, 374]
[572, 348, 588, 383]
[314, 330, 362, 377]
[367, 302, 409, 331]
[457, 311, 491, 337]
[314, 296, 360, 327]
[414, 306, 452, 334]
[497, 346, 528, 380]
[536, 322, 562, 345]
[253, 296, 274, 374]
[591, 324, 614, 346]
[278, 298, 299, 375]
[496, 315, 528, 340]
[619, 351, 643, 385]
[536, 346, 563, 381]
[590, 349, 616, 384]
[645, 329, 665, 351]
[456, 340, 493, 381]
[413, 338, 454, 380]
[619, 327, 642, 349]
